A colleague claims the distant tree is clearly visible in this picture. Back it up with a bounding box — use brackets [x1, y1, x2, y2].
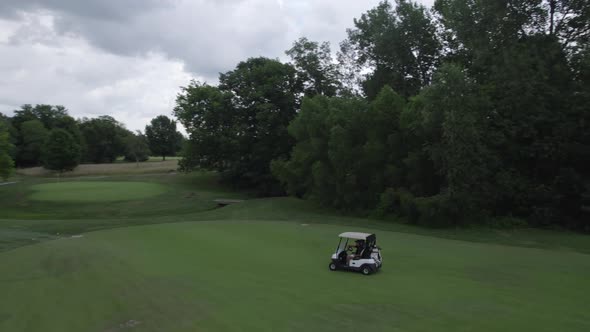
[11, 104, 69, 130]
[286, 37, 341, 97]
[79, 116, 126, 163]
[54, 115, 83, 144]
[145, 115, 181, 161]
[0, 122, 15, 181]
[10, 104, 37, 130]
[17, 120, 48, 166]
[42, 129, 81, 175]
[9, 105, 84, 166]
[124, 132, 151, 164]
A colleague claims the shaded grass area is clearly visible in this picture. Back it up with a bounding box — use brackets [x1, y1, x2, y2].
[0, 172, 251, 250]
[0, 220, 589, 331]
[1, 174, 589, 254]
[1, 173, 590, 254]
[29, 181, 168, 202]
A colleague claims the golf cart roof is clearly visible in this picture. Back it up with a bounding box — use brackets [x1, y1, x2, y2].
[339, 232, 374, 240]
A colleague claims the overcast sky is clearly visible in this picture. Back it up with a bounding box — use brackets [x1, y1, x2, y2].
[0, 0, 433, 132]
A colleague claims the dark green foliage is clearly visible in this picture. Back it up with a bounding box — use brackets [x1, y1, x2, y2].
[42, 129, 81, 173]
[420, 64, 494, 219]
[145, 115, 182, 161]
[286, 37, 341, 97]
[6, 105, 146, 167]
[0, 122, 15, 180]
[123, 132, 151, 163]
[79, 116, 127, 163]
[11, 104, 68, 130]
[0, 154, 13, 181]
[344, 0, 440, 99]
[273, 89, 408, 210]
[0, 114, 17, 159]
[175, 82, 234, 172]
[17, 120, 48, 167]
[8, 105, 85, 167]
[175, 57, 301, 194]
[74, 1, 575, 230]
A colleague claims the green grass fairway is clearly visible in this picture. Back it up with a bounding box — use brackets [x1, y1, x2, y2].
[29, 181, 168, 202]
[1, 173, 589, 331]
[1, 221, 589, 332]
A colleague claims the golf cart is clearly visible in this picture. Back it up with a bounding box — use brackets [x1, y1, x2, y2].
[329, 232, 382, 275]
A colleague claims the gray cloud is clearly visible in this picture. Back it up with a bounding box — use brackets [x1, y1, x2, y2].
[0, 0, 433, 131]
[0, 0, 168, 21]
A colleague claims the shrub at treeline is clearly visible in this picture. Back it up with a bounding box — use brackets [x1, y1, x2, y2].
[0, 106, 183, 172]
[174, 0, 590, 230]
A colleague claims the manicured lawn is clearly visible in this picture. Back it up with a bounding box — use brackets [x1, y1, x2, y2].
[0, 173, 589, 331]
[29, 181, 168, 202]
[1, 220, 589, 332]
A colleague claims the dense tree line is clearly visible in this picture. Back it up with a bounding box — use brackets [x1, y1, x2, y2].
[174, 40, 342, 194]
[0, 116, 15, 180]
[0, 105, 182, 174]
[177, 0, 589, 230]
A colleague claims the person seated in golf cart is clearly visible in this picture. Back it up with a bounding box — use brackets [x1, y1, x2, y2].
[346, 239, 366, 264]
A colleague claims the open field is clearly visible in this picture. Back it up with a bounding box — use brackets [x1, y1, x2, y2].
[16, 159, 179, 177]
[1, 173, 589, 331]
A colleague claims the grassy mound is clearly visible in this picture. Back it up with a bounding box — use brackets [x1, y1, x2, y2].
[29, 181, 168, 202]
[1, 221, 589, 331]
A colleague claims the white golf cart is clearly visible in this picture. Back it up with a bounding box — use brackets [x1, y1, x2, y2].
[329, 232, 382, 275]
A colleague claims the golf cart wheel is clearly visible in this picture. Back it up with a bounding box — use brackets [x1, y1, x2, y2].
[361, 265, 373, 275]
[329, 263, 337, 271]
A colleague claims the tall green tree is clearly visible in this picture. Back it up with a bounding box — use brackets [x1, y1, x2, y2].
[0, 114, 17, 158]
[345, 0, 441, 99]
[286, 37, 341, 97]
[0, 122, 15, 181]
[273, 87, 407, 210]
[218, 57, 300, 192]
[273, 95, 367, 207]
[42, 129, 81, 175]
[10, 105, 83, 166]
[174, 82, 235, 172]
[546, 0, 590, 56]
[11, 104, 69, 130]
[176, 57, 301, 193]
[124, 131, 151, 164]
[79, 116, 126, 163]
[419, 64, 494, 218]
[145, 115, 182, 161]
[17, 120, 48, 166]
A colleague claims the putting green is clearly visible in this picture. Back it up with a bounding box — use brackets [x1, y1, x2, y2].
[0, 220, 588, 332]
[29, 181, 168, 202]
